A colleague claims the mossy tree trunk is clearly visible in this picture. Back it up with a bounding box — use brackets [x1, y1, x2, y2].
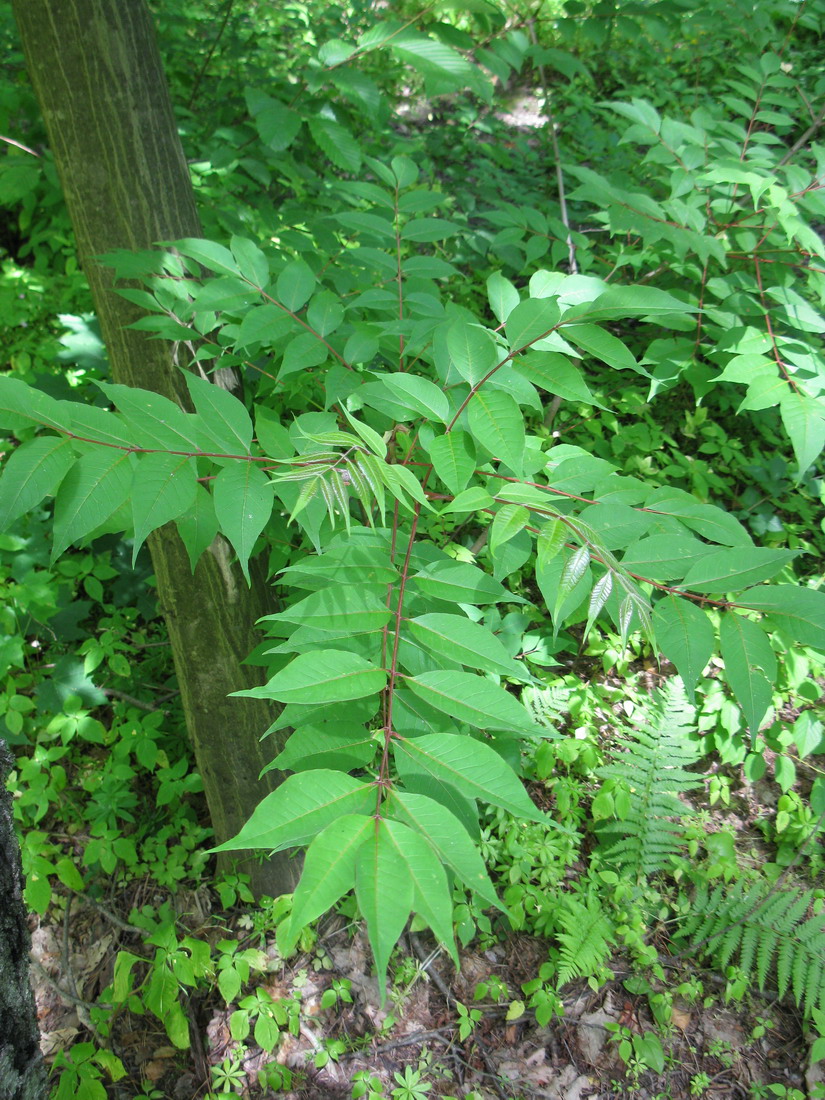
[0, 743, 49, 1100]
[12, 0, 296, 898]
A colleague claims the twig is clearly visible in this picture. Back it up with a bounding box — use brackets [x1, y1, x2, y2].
[30, 955, 110, 1013]
[68, 890, 145, 936]
[342, 1027, 454, 1058]
[778, 101, 825, 166]
[102, 687, 171, 714]
[187, 0, 235, 111]
[526, 21, 578, 274]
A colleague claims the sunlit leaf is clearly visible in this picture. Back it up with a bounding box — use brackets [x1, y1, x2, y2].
[652, 595, 713, 701]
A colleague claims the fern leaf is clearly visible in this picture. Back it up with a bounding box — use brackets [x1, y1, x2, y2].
[678, 881, 825, 1014]
[596, 680, 699, 878]
[555, 893, 614, 987]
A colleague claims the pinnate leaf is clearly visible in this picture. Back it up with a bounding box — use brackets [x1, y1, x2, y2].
[52, 449, 132, 560]
[394, 732, 547, 822]
[387, 790, 501, 909]
[132, 452, 198, 564]
[407, 613, 529, 680]
[467, 389, 525, 476]
[0, 436, 73, 530]
[244, 650, 387, 704]
[652, 595, 713, 701]
[185, 373, 253, 455]
[213, 462, 273, 582]
[427, 430, 475, 495]
[411, 559, 510, 604]
[282, 814, 373, 951]
[739, 585, 825, 652]
[447, 321, 498, 385]
[404, 670, 540, 735]
[356, 820, 414, 998]
[719, 613, 776, 736]
[212, 771, 374, 853]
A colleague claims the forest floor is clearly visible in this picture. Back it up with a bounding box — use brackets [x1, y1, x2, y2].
[31, 884, 817, 1100]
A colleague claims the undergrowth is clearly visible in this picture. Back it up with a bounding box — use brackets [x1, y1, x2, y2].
[1, 0, 824, 1097]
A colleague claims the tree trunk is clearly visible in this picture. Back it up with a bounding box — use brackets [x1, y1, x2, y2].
[0, 743, 49, 1100]
[12, 0, 296, 898]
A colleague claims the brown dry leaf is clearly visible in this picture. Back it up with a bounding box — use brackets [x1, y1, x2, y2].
[671, 1006, 692, 1031]
[143, 1059, 170, 1082]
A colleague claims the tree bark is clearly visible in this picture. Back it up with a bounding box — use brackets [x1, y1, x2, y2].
[0, 743, 49, 1100]
[12, 0, 296, 898]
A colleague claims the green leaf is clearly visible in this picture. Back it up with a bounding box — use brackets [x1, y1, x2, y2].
[97, 382, 199, 451]
[621, 535, 714, 581]
[176, 485, 220, 572]
[271, 723, 377, 772]
[505, 298, 561, 350]
[270, 586, 392, 634]
[169, 237, 241, 277]
[355, 820, 414, 998]
[386, 790, 501, 909]
[0, 436, 74, 530]
[306, 290, 345, 337]
[394, 732, 549, 823]
[236, 304, 293, 349]
[65, 404, 135, 448]
[131, 452, 198, 564]
[467, 389, 525, 476]
[384, 819, 457, 964]
[400, 218, 459, 242]
[652, 595, 713, 701]
[185, 373, 253, 455]
[377, 373, 449, 424]
[0, 377, 69, 433]
[537, 517, 568, 570]
[440, 486, 494, 514]
[553, 545, 590, 627]
[230, 235, 270, 288]
[246, 90, 303, 151]
[277, 259, 316, 312]
[282, 814, 373, 951]
[407, 613, 529, 680]
[212, 462, 273, 582]
[411, 559, 510, 604]
[487, 272, 520, 323]
[245, 649, 387, 704]
[780, 392, 825, 476]
[279, 332, 328, 379]
[426, 431, 476, 495]
[682, 547, 800, 593]
[563, 323, 639, 372]
[405, 670, 540, 735]
[447, 321, 499, 385]
[191, 276, 256, 313]
[513, 351, 603, 407]
[490, 504, 530, 556]
[379, 461, 431, 511]
[719, 613, 776, 736]
[212, 771, 374, 853]
[309, 116, 362, 172]
[739, 585, 825, 651]
[645, 487, 752, 547]
[52, 449, 133, 560]
[575, 284, 694, 320]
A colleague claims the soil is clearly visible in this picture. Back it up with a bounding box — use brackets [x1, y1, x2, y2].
[31, 901, 817, 1100]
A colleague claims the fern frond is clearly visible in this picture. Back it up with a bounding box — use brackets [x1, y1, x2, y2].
[679, 881, 825, 1013]
[522, 684, 571, 730]
[596, 680, 700, 878]
[555, 892, 614, 987]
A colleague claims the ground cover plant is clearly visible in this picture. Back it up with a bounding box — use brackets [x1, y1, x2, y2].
[1, 0, 824, 1097]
